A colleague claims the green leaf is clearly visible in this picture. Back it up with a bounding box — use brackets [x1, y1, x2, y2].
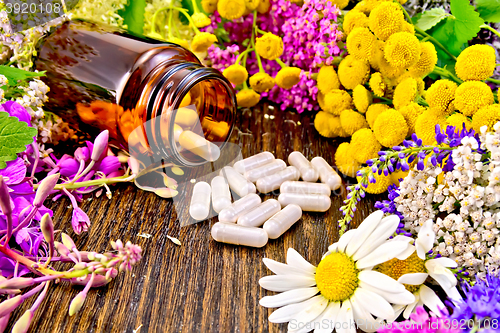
[0, 66, 45, 86]
[0, 112, 37, 169]
[450, 0, 484, 45]
[414, 7, 449, 31]
[476, 0, 500, 22]
[119, 0, 146, 35]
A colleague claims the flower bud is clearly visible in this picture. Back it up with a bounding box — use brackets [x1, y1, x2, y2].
[0, 312, 10, 333]
[0, 295, 23, 317]
[58, 157, 80, 177]
[0, 176, 12, 216]
[33, 173, 60, 208]
[91, 130, 109, 161]
[98, 156, 121, 175]
[54, 241, 70, 257]
[71, 208, 90, 235]
[40, 213, 54, 245]
[12, 309, 33, 333]
[69, 291, 87, 316]
[105, 268, 118, 280]
[0, 278, 34, 290]
[70, 274, 110, 288]
[74, 147, 90, 162]
[61, 233, 76, 251]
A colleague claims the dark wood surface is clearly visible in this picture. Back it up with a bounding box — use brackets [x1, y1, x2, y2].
[9, 104, 382, 333]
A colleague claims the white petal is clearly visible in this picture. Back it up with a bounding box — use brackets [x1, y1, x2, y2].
[353, 215, 401, 261]
[428, 257, 458, 268]
[328, 242, 337, 253]
[396, 244, 415, 260]
[312, 302, 341, 333]
[358, 271, 406, 293]
[402, 293, 419, 319]
[426, 260, 457, 287]
[268, 295, 324, 323]
[387, 304, 406, 323]
[428, 272, 456, 294]
[337, 300, 356, 333]
[263, 258, 315, 277]
[351, 292, 383, 332]
[287, 248, 317, 274]
[336, 229, 357, 253]
[392, 235, 413, 243]
[288, 296, 329, 332]
[259, 287, 319, 308]
[443, 286, 462, 303]
[356, 241, 409, 269]
[345, 210, 384, 257]
[259, 275, 316, 292]
[398, 273, 429, 285]
[359, 281, 415, 305]
[419, 285, 445, 316]
[416, 220, 435, 259]
[352, 288, 395, 319]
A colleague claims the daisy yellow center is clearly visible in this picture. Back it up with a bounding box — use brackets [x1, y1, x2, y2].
[315, 252, 359, 302]
[375, 252, 426, 293]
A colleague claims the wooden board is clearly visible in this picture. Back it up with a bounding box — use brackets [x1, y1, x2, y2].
[8, 104, 383, 332]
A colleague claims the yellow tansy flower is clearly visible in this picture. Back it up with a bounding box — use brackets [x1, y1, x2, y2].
[393, 77, 418, 110]
[191, 13, 212, 28]
[456, 45, 497, 81]
[408, 42, 437, 78]
[472, 104, 500, 132]
[256, 0, 270, 13]
[446, 113, 472, 132]
[353, 85, 373, 113]
[369, 72, 387, 97]
[373, 109, 408, 147]
[314, 111, 348, 137]
[249, 72, 275, 92]
[454, 81, 494, 117]
[426, 79, 457, 115]
[236, 89, 260, 107]
[191, 32, 217, 53]
[366, 104, 390, 128]
[357, 167, 392, 194]
[317, 91, 326, 110]
[335, 142, 362, 177]
[351, 128, 381, 164]
[255, 33, 284, 60]
[340, 109, 369, 135]
[368, 2, 404, 41]
[275, 67, 301, 89]
[217, 0, 246, 20]
[342, 10, 369, 35]
[223, 64, 248, 85]
[353, 0, 375, 14]
[338, 55, 370, 90]
[390, 169, 409, 186]
[398, 102, 426, 136]
[317, 66, 340, 94]
[378, 54, 405, 79]
[369, 39, 385, 71]
[330, 0, 350, 9]
[323, 89, 353, 115]
[384, 32, 421, 69]
[201, 0, 218, 13]
[415, 110, 447, 145]
[346, 27, 376, 62]
[168, 37, 191, 50]
[401, 21, 415, 34]
[245, 0, 260, 10]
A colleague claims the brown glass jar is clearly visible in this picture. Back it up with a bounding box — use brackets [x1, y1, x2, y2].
[34, 19, 236, 167]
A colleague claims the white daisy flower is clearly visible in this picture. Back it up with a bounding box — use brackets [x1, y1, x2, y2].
[258, 211, 415, 333]
[376, 219, 462, 321]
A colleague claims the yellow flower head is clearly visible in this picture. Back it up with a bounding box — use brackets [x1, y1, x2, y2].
[201, 0, 218, 13]
[338, 55, 370, 90]
[236, 89, 260, 107]
[378, 54, 405, 79]
[454, 81, 494, 117]
[357, 167, 391, 194]
[317, 66, 340, 94]
[472, 104, 500, 132]
[314, 111, 348, 137]
[256, 0, 270, 13]
[415, 110, 446, 145]
[191, 13, 212, 28]
[340, 109, 369, 135]
[317, 91, 326, 109]
[456, 45, 497, 81]
[223, 64, 248, 86]
[446, 113, 472, 132]
[217, 0, 246, 20]
[343, 10, 369, 35]
[335, 142, 362, 177]
[346, 27, 376, 62]
[401, 21, 415, 34]
[353, 0, 375, 15]
[249, 72, 275, 92]
[369, 72, 387, 97]
[366, 103, 390, 128]
[191, 32, 217, 53]
[168, 37, 191, 50]
[275, 67, 301, 89]
[373, 109, 408, 147]
[255, 33, 284, 60]
[245, 0, 260, 10]
[369, 39, 385, 71]
[426, 79, 457, 115]
[323, 89, 353, 115]
[353, 84, 373, 113]
[393, 77, 418, 110]
[330, 0, 350, 9]
[408, 42, 437, 78]
[351, 129, 382, 164]
[384, 32, 421, 69]
[398, 102, 426, 136]
[369, 2, 404, 41]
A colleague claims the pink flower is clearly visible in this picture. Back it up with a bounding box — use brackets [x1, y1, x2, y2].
[71, 207, 90, 235]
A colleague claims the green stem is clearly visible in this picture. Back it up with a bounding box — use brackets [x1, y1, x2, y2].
[190, 0, 200, 13]
[486, 77, 500, 84]
[276, 58, 287, 68]
[151, 7, 169, 35]
[414, 26, 458, 62]
[235, 48, 255, 65]
[256, 27, 267, 35]
[399, 3, 412, 24]
[168, 5, 174, 39]
[33, 174, 135, 191]
[481, 24, 500, 39]
[172, 7, 201, 33]
[432, 66, 463, 85]
[251, 11, 265, 73]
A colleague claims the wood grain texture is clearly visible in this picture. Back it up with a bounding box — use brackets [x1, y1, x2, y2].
[7, 104, 383, 333]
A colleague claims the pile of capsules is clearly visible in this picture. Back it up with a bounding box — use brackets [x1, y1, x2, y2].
[189, 151, 342, 248]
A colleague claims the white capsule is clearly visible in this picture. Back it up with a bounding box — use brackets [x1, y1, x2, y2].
[280, 181, 331, 196]
[311, 157, 342, 190]
[189, 182, 211, 220]
[263, 204, 302, 239]
[233, 152, 275, 174]
[288, 151, 319, 182]
[211, 222, 268, 247]
[220, 166, 252, 197]
[174, 107, 199, 127]
[237, 199, 282, 227]
[246, 181, 257, 194]
[256, 166, 300, 193]
[244, 159, 287, 183]
[179, 130, 221, 161]
[218, 193, 262, 223]
[173, 124, 183, 142]
[278, 193, 331, 212]
[211, 176, 232, 213]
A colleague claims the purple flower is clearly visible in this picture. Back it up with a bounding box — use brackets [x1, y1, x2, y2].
[0, 101, 31, 126]
[97, 156, 121, 176]
[0, 254, 30, 278]
[71, 207, 90, 235]
[378, 307, 460, 333]
[0, 158, 27, 186]
[74, 147, 90, 162]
